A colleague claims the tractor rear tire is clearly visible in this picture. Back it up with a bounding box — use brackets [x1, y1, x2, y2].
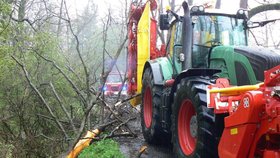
[171, 77, 223, 158]
[141, 68, 168, 144]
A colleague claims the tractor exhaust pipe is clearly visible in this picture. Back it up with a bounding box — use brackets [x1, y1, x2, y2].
[182, 2, 192, 70]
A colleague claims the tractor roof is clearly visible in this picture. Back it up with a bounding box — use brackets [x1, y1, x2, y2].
[190, 6, 247, 19]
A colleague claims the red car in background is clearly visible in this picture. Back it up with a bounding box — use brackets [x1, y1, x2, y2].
[100, 72, 127, 98]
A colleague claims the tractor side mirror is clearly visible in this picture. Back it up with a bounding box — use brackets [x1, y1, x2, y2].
[160, 14, 170, 30]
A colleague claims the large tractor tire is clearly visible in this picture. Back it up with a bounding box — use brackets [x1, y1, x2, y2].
[141, 68, 168, 144]
[171, 77, 223, 158]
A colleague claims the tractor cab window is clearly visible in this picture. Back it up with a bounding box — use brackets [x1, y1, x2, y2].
[192, 15, 246, 68]
[166, 21, 184, 74]
[175, 22, 183, 45]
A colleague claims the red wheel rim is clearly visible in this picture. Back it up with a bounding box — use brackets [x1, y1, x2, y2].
[178, 99, 197, 156]
[143, 86, 152, 128]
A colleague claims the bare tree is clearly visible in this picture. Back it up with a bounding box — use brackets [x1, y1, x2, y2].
[248, 3, 280, 19]
[240, 0, 248, 8]
[0, 0, 133, 156]
[188, 0, 193, 6]
[215, 0, 221, 9]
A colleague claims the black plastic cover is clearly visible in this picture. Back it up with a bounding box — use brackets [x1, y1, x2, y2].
[234, 46, 280, 81]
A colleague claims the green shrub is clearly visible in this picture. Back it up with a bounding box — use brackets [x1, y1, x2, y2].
[79, 139, 124, 158]
[0, 142, 14, 158]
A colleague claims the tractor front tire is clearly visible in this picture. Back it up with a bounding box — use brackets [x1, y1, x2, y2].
[171, 77, 222, 158]
[141, 68, 167, 144]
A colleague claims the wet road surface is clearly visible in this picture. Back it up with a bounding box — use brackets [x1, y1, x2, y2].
[116, 108, 173, 158]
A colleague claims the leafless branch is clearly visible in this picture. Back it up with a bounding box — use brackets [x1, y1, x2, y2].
[98, 97, 136, 137]
[69, 99, 99, 152]
[98, 36, 128, 99]
[249, 29, 260, 46]
[63, 0, 90, 98]
[93, 133, 134, 140]
[107, 117, 136, 138]
[35, 52, 87, 106]
[36, 113, 79, 126]
[11, 55, 69, 139]
[49, 82, 77, 133]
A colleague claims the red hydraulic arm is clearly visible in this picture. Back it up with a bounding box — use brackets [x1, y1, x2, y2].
[127, 2, 143, 95]
[207, 65, 280, 158]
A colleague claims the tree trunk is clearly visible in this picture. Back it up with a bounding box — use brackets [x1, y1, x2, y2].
[215, 0, 221, 9]
[240, 0, 248, 9]
[188, 0, 193, 6]
[169, 0, 175, 11]
[157, 0, 165, 44]
[18, 0, 27, 21]
[57, 0, 64, 37]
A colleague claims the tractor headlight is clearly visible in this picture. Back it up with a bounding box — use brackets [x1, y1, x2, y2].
[191, 6, 199, 12]
[199, 6, 205, 12]
[191, 5, 205, 13]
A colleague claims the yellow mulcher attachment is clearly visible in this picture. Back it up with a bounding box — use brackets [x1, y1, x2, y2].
[130, 2, 151, 107]
[67, 129, 100, 158]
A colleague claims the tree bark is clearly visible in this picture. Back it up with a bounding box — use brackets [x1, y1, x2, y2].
[18, 0, 27, 21]
[240, 0, 248, 9]
[156, 0, 165, 44]
[188, 0, 193, 6]
[215, 0, 221, 9]
[169, 0, 175, 11]
[57, 0, 64, 37]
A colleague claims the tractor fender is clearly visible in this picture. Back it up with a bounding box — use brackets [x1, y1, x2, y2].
[143, 57, 174, 86]
[143, 61, 165, 85]
[170, 68, 221, 103]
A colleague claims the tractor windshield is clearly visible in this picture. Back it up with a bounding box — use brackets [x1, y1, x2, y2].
[192, 15, 247, 68]
[193, 15, 246, 46]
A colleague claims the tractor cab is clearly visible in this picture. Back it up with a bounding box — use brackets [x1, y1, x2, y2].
[191, 9, 248, 68]
[161, 5, 248, 73]
[160, 4, 280, 86]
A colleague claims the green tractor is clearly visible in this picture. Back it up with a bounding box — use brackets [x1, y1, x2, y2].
[128, 1, 280, 158]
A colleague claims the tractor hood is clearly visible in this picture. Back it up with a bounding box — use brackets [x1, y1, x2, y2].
[234, 46, 280, 81]
[210, 46, 280, 85]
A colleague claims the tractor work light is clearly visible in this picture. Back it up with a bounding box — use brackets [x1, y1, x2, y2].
[238, 9, 244, 15]
[236, 9, 248, 18]
[199, 6, 205, 12]
[191, 5, 205, 13]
